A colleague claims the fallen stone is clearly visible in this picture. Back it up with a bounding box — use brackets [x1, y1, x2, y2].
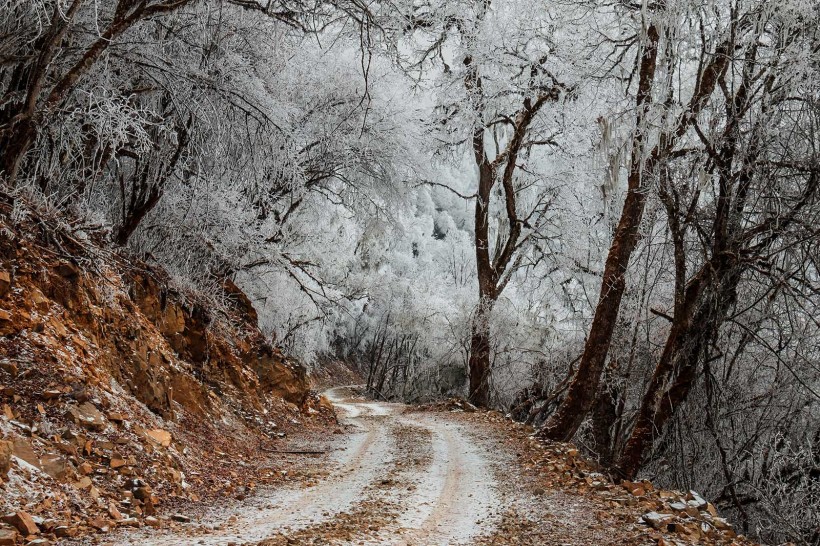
[109, 457, 127, 469]
[2, 511, 38, 536]
[11, 437, 40, 469]
[0, 526, 17, 546]
[69, 387, 90, 404]
[133, 486, 152, 500]
[641, 511, 675, 531]
[38, 520, 60, 533]
[41, 454, 73, 481]
[66, 402, 107, 431]
[171, 514, 190, 523]
[56, 261, 79, 278]
[88, 518, 109, 532]
[144, 516, 161, 528]
[108, 503, 123, 521]
[144, 429, 172, 448]
[41, 390, 61, 401]
[0, 361, 17, 377]
[712, 516, 732, 530]
[622, 480, 646, 496]
[686, 490, 708, 509]
[0, 440, 11, 476]
[54, 525, 77, 538]
[0, 271, 10, 298]
[143, 497, 157, 516]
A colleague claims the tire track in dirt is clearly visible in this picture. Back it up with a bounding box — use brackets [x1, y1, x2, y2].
[107, 388, 399, 545]
[384, 414, 501, 546]
[255, 420, 433, 545]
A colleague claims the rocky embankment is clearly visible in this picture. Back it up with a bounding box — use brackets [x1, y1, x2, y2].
[0, 207, 334, 545]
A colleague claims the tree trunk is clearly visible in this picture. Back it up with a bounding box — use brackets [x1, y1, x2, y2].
[541, 186, 651, 440]
[468, 296, 494, 407]
[591, 367, 620, 468]
[542, 20, 732, 441]
[0, 118, 37, 186]
[615, 267, 740, 479]
[114, 184, 162, 245]
[540, 23, 659, 441]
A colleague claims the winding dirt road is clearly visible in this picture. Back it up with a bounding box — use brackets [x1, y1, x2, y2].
[96, 387, 747, 546]
[110, 387, 506, 546]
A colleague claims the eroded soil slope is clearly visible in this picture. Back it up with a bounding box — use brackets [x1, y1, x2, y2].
[0, 206, 334, 544]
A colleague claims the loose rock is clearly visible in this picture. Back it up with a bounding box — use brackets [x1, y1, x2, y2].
[2, 511, 39, 536]
[0, 440, 12, 476]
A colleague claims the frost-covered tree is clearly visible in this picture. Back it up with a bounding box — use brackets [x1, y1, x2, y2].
[396, 0, 593, 406]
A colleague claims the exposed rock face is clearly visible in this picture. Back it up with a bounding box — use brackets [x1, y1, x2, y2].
[126, 270, 308, 414]
[249, 347, 308, 405]
[0, 218, 309, 422]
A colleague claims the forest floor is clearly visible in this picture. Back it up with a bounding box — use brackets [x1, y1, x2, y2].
[75, 387, 756, 546]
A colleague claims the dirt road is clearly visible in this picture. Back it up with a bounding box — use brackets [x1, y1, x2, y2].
[108, 387, 506, 545]
[94, 387, 734, 546]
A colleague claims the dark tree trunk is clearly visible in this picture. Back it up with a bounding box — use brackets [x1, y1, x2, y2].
[463, 53, 558, 407]
[468, 297, 494, 407]
[615, 266, 740, 479]
[541, 23, 660, 441]
[114, 184, 162, 246]
[0, 119, 37, 185]
[542, 24, 732, 441]
[591, 369, 620, 468]
[465, 55, 496, 407]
